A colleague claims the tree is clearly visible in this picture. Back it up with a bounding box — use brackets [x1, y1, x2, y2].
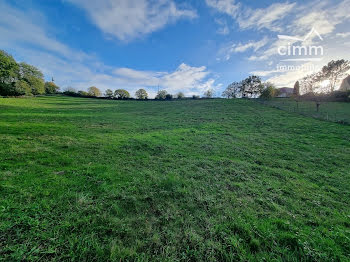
[14, 80, 31, 96]
[260, 82, 279, 99]
[293, 81, 300, 96]
[104, 89, 114, 98]
[300, 73, 319, 94]
[321, 60, 350, 92]
[241, 76, 263, 98]
[114, 89, 130, 99]
[88, 86, 101, 97]
[222, 82, 241, 98]
[165, 94, 173, 100]
[78, 90, 89, 96]
[19, 62, 45, 95]
[176, 92, 185, 99]
[0, 50, 19, 95]
[204, 89, 213, 98]
[135, 89, 148, 99]
[155, 90, 167, 100]
[45, 81, 60, 94]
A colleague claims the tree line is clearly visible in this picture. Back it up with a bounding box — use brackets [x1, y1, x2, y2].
[0, 50, 59, 96]
[63, 86, 214, 100]
[222, 59, 350, 101]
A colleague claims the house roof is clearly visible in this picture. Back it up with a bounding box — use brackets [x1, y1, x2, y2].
[278, 87, 293, 94]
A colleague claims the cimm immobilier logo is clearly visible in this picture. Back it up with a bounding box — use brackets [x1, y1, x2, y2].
[277, 27, 324, 62]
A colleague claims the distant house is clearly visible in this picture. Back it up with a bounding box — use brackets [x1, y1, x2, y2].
[277, 87, 294, 98]
[340, 75, 350, 91]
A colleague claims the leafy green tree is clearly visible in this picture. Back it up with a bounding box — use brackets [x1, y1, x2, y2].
[78, 90, 89, 96]
[114, 89, 130, 99]
[0, 50, 19, 95]
[135, 89, 148, 99]
[104, 89, 114, 98]
[19, 62, 45, 95]
[45, 81, 60, 94]
[14, 80, 32, 96]
[155, 90, 167, 100]
[88, 86, 101, 97]
[260, 83, 279, 99]
[165, 94, 173, 100]
[176, 92, 185, 99]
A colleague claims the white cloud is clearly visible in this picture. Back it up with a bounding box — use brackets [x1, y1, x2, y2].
[113, 63, 219, 97]
[0, 2, 216, 98]
[67, 0, 197, 41]
[206, 1, 295, 32]
[237, 2, 296, 32]
[218, 37, 268, 61]
[0, 1, 90, 61]
[205, 0, 239, 17]
[336, 32, 350, 38]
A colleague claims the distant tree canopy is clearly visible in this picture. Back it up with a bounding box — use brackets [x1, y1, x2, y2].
[135, 89, 148, 99]
[104, 89, 114, 98]
[222, 76, 263, 99]
[260, 83, 279, 99]
[298, 60, 350, 94]
[114, 89, 130, 99]
[176, 92, 185, 99]
[45, 81, 60, 94]
[204, 89, 213, 98]
[88, 86, 102, 97]
[0, 50, 47, 96]
[155, 90, 167, 100]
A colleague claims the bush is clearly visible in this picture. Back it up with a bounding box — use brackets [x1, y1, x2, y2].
[192, 95, 200, 99]
[165, 94, 173, 100]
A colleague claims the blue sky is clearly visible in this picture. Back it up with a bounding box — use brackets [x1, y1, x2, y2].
[1, 0, 350, 97]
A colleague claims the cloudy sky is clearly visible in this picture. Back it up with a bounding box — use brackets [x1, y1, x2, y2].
[1, 0, 350, 97]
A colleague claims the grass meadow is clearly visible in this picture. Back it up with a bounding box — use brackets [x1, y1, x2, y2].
[257, 98, 350, 124]
[1, 96, 350, 261]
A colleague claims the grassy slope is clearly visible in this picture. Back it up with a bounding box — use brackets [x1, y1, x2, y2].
[0, 96, 349, 261]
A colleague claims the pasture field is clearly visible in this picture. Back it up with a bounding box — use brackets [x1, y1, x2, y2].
[1, 96, 350, 261]
[257, 98, 350, 124]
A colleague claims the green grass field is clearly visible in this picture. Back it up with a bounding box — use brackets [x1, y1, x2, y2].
[1, 96, 350, 261]
[257, 98, 350, 124]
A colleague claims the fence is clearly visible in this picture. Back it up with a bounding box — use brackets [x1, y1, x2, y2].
[256, 98, 350, 125]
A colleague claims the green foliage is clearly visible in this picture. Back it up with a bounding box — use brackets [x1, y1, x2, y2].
[155, 90, 167, 100]
[114, 89, 130, 99]
[176, 92, 185, 99]
[135, 89, 148, 100]
[0, 50, 19, 95]
[19, 63, 45, 95]
[104, 89, 114, 98]
[78, 90, 89, 96]
[14, 80, 32, 96]
[1, 96, 349, 261]
[165, 93, 173, 100]
[260, 83, 279, 99]
[192, 94, 200, 99]
[44, 81, 60, 94]
[88, 86, 102, 97]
